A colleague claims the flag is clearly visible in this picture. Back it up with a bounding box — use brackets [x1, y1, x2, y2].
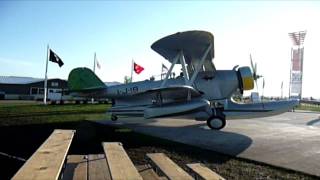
[162, 63, 168, 72]
[133, 62, 144, 74]
[49, 49, 64, 67]
[96, 58, 101, 69]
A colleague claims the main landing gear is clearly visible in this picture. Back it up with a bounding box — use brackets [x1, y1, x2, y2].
[206, 109, 226, 130]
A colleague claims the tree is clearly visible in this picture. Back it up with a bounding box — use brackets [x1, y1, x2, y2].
[124, 76, 132, 84]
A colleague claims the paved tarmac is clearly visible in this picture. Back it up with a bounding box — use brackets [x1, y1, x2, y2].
[99, 110, 320, 176]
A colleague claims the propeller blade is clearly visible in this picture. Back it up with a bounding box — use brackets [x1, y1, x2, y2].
[250, 54, 254, 70]
[254, 63, 257, 75]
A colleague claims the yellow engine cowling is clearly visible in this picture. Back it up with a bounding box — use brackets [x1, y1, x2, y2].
[238, 66, 254, 91]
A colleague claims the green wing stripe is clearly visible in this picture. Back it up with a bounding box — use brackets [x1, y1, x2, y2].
[68, 67, 106, 91]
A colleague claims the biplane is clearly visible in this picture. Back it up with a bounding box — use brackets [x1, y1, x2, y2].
[68, 30, 299, 130]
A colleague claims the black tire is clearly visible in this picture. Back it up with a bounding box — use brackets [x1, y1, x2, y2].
[206, 115, 226, 130]
[111, 114, 118, 121]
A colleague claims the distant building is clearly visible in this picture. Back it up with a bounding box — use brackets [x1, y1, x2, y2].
[0, 76, 68, 100]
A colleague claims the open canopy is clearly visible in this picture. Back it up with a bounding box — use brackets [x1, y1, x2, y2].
[151, 30, 214, 64]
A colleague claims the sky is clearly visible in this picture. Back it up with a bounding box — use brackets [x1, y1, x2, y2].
[1, 1, 320, 98]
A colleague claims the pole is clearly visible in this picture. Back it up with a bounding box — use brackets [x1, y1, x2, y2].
[262, 78, 265, 101]
[289, 47, 292, 99]
[281, 81, 283, 99]
[44, 45, 49, 105]
[93, 52, 96, 73]
[92, 52, 96, 104]
[130, 59, 133, 82]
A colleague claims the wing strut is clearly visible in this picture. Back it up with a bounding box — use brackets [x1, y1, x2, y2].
[180, 50, 190, 84]
[188, 43, 212, 86]
[160, 53, 180, 88]
[160, 43, 212, 88]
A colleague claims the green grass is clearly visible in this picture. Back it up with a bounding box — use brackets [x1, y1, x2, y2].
[296, 103, 320, 112]
[0, 102, 111, 126]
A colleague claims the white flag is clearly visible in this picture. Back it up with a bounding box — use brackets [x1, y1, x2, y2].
[96, 58, 101, 69]
[162, 63, 168, 72]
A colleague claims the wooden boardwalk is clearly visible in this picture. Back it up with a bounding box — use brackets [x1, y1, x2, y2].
[12, 129, 75, 180]
[12, 129, 224, 180]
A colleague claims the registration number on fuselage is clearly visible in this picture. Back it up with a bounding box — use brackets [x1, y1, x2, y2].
[117, 86, 139, 95]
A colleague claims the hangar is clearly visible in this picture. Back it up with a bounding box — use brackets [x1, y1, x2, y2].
[0, 76, 68, 100]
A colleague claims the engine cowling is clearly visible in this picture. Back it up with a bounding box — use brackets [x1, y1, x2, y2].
[237, 66, 254, 92]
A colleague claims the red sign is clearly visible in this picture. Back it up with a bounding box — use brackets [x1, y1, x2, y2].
[292, 49, 301, 71]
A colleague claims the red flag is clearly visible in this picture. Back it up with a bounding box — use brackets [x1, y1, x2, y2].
[133, 62, 144, 74]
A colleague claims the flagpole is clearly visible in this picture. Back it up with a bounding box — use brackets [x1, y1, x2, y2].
[93, 52, 96, 73]
[91, 52, 96, 104]
[281, 81, 283, 99]
[131, 59, 133, 82]
[262, 78, 265, 101]
[44, 44, 49, 105]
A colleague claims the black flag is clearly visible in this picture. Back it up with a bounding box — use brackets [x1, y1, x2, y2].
[49, 49, 64, 67]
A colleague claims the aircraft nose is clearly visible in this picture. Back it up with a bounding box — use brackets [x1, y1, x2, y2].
[237, 66, 254, 91]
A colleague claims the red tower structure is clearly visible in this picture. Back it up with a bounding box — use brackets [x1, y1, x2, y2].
[288, 31, 306, 99]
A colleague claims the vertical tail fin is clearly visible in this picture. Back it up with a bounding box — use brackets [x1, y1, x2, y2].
[68, 67, 106, 91]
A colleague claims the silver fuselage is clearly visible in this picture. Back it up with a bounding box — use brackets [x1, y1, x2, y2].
[106, 70, 239, 102]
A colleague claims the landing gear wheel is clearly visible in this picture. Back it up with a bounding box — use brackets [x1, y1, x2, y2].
[207, 115, 226, 130]
[111, 114, 118, 121]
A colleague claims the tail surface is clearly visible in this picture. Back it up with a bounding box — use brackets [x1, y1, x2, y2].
[68, 67, 106, 91]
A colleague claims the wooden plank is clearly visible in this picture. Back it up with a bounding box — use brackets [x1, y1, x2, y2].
[62, 155, 87, 180]
[88, 154, 111, 180]
[187, 163, 225, 180]
[147, 153, 193, 180]
[12, 129, 75, 180]
[102, 142, 143, 180]
[136, 164, 167, 180]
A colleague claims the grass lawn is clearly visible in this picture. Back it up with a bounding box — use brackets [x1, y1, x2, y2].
[296, 103, 320, 112]
[0, 102, 110, 126]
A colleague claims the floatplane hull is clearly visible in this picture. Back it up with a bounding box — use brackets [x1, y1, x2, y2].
[223, 99, 299, 119]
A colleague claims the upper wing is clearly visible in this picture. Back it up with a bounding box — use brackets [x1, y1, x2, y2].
[151, 30, 216, 75]
[151, 30, 214, 64]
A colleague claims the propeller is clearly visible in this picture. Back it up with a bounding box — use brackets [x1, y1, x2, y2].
[250, 54, 263, 89]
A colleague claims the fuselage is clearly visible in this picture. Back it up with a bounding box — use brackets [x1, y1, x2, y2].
[106, 70, 240, 101]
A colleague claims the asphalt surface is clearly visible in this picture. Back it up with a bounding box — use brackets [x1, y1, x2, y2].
[99, 110, 320, 177]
